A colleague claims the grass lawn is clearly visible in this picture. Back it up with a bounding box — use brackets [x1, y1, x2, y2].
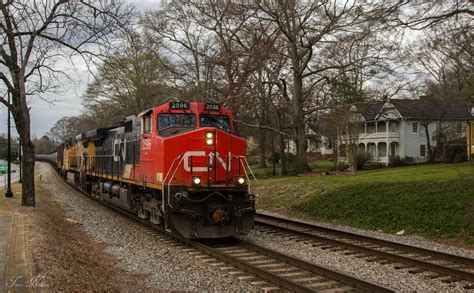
[251, 159, 334, 178]
[254, 163, 474, 245]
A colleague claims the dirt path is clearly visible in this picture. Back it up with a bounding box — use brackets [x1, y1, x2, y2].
[19, 163, 152, 291]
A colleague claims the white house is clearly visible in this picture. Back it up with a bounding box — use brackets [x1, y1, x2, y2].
[338, 98, 470, 165]
[283, 125, 334, 159]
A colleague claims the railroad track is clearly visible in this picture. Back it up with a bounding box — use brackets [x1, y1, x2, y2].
[254, 212, 474, 289]
[200, 238, 393, 292]
[45, 163, 393, 292]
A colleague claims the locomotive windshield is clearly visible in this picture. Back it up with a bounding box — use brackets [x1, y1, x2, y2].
[200, 114, 230, 132]
[158, 113, 196, 136]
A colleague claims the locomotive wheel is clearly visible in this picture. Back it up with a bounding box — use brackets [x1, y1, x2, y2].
[74, 173, 80, 186]
[150, 208, 161, 225]
[137, 207, 149, 220]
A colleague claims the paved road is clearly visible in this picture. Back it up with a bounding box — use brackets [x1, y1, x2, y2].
[0, 161, 20, 188]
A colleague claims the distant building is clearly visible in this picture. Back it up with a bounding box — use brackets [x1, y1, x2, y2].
[283, 125, 334, 159]
[467, 105, 474, 160]
[336, 98, 471, 165]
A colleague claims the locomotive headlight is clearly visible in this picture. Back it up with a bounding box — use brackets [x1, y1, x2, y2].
[192, 176, 202, 186]
[236, 176, 246, 185]
[205, 132, 214, 146]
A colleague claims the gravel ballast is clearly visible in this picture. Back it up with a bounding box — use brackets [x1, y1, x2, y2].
[259, 209, 474, 259]
[38, 162, 474, 291]
[38, 163, 258, 291]
[244, 210, 474, 291]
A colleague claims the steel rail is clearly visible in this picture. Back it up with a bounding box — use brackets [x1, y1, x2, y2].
[234, 238, 394, 292]
[255, 212, 474, 283]
[43, 162, 394, 292]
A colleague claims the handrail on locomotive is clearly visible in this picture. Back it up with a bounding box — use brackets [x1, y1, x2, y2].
[163, 153, 257, 208]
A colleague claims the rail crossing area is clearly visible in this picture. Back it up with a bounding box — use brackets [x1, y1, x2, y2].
[1, 162, 473, 291]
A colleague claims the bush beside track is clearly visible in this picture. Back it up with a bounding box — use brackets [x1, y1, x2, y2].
[255, 163, 474, 245]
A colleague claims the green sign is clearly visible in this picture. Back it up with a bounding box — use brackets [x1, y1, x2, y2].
[0, 162, 8, 174]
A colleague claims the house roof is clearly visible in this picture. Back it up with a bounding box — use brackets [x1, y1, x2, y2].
[356, 98, 471, 121]
[356, 102, 384, 120]
[388, 98, 471, 120]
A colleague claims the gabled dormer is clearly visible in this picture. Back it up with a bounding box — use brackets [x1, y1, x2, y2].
[375, 101, 403, 121]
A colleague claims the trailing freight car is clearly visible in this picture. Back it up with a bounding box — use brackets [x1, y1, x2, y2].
[56, 102, 256, 238]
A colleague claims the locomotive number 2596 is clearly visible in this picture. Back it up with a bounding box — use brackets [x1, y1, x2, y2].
[205, 103, 220, 111]
[170, 102, 189, 109]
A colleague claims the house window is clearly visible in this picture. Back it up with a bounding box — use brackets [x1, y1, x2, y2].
[367, 123, 376, 133]
[377, 122, 386, 133]
[412, 121, 418, 134]
[420, 145, 426, 157]
[389, 121, 398, 132]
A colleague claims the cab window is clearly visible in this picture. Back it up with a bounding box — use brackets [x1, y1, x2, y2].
[158, 113, 196, 137]
[142, 113, 152, 134]
[200, 114, 230, 132]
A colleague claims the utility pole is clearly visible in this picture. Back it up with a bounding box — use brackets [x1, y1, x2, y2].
[5, 92, 13, 198]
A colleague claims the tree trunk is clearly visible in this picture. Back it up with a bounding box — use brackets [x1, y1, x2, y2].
[12, 73, 36, 207]
[279, 135, 288, 176]
[20, 139, 35, 206]
[15, 111, 35, 207]
[346, 143, 357, 176]
[258, 128, 268, 168]
[271, 133, 276, 176]
[424, 124, 434, 162]
[292, 72, 310, 174]
[333, 139, 338, 167]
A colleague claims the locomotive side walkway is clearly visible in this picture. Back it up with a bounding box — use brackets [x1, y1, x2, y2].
[0, 183, 35, 293]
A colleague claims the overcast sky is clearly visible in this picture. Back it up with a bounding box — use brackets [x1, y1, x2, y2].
[0, 0, 162, 138]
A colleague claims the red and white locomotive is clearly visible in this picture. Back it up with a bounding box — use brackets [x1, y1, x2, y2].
[58, 102, 256, 238]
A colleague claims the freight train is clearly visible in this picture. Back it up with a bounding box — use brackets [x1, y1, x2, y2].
[40, 102, 256, 238]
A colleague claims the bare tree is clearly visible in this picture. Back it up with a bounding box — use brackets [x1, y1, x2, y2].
[0, 0, 133, 206]
[142, 1, 265, 105]
[143, 1, 293, 173]
[82, 32, 170, 125]
[395, 0, 473, 30]
[32, 135, 55, 154]
[252, 0, 402, 174]
[408, 19, 473, 161]
[142, 3, 217, 99]
[48, 114, 98, 145]
[411, 21, 473, 101]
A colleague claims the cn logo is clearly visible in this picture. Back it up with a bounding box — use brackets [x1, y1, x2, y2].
[113, 138, 127, 162]
[183, 151, 231, 172]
